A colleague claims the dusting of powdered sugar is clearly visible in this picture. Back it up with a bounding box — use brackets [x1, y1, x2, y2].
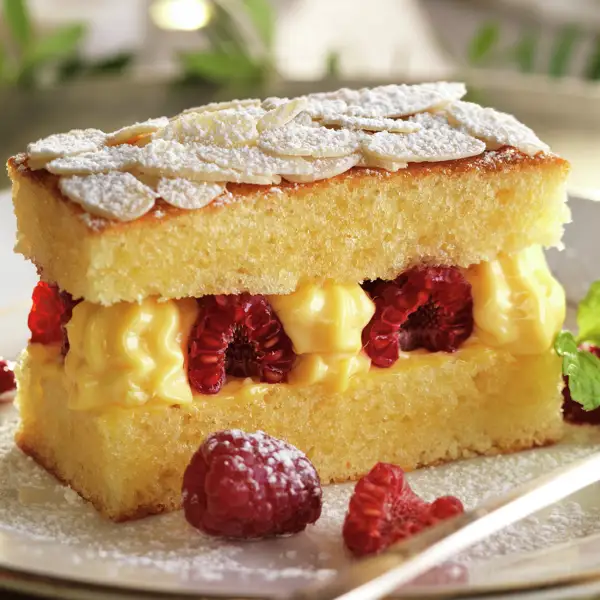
[2, 403, 600, 595]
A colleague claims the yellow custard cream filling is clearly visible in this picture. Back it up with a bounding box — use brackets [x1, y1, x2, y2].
[64, 297, 198, 409]
[50, 245, 563, 410]
[466, 246, 565, 354]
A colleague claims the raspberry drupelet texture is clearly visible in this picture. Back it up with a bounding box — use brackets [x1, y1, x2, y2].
[187, 294, 296, 395]
[343, 462, 464, 557]
[28, 282, 64, 345]
[27, 281, 79, 354]
[563, 344, 600, 424]
[182, 429, 322, 539]
[362, 267, 474, 368]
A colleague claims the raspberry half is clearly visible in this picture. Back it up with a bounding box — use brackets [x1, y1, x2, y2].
[362, 267, 473, 367]
[187, 294, 295, 395]
[343, 462, 464, 557]
[182, 429, 322, 538]
[563, 344, 600, 424]
[0, 360, 16, 399]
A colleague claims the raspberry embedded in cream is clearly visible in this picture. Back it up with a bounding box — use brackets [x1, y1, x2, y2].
[268, 281, 375, 355]
[64, 297, 198, 409]
[466, 245, 565, 354]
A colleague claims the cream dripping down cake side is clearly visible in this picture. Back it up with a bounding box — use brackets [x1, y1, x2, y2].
[7, 82, 570, 522]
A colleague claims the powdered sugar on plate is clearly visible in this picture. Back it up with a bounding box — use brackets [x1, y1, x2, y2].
[3, 401, 600, 597]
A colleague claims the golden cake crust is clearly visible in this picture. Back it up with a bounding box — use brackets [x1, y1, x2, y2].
[8, 148, 569, 305]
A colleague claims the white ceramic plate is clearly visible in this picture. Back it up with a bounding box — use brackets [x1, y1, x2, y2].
[1, 190, 600, 600]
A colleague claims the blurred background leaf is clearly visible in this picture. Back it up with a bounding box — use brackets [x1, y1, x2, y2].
[25, 24, 85, 67]
[513, 28, 539, 73]
[2, 0, 32, 50]
[549, 25, 581, 77]
[586, 35, 600, 80]
[467, 21, 500, 64]
[243, 0, 274, 50]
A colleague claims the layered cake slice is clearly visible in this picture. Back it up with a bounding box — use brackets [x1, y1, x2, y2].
[8, 82, 570, 521]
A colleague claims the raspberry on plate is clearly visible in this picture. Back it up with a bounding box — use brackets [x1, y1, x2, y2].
[563, 344, 600, 425]
[343, 462, 464, 557]
[0, 359, 16, 399]
[182, 429, 322, 538]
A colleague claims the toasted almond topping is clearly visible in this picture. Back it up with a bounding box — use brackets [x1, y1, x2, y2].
[157, 107, 263, 147]
[137, 140, 279, 184]
[181, 98, 261, 115]
[27, 129, 107, 162]
[346, 82, 466, 118]
[361, 127, 486, 163]
[46, 145, 141, 175]
[321, 114, 421, 133]
[193, 145, 313, 176]
[59, 172, 158, 221]
[259, 124, 360, 158]
[446, 101, 550, 156]
[282, 153, 361, 183]
[157, 178, 225, 210]
[106, 117, 169, 146]
[257, 98, 309, 132]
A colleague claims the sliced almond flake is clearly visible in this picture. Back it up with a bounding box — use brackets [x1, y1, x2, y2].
[263, 96, 348, 119]
[293, 111, 317, 127]
[157, 178, 225, 210]
[446, 101, 550, 156]
[27, 129, 107, 162]
[157, 107, 263, 147]
[181, 98, 261, 115]
[136, 140, 279, 185]
[257, 97, 308, 132]
[361, 127, 486, 164]
[258, 124, 360, 158]
[193, 145, 313, 176]
[106, 117, 169, 146]
[46, 145, 141, 175]
[345, 82, 466, 119]
[321, 114, 421, 133]
[282, 153, 361, 183]
[358, 154, 407, 172]
[59, 172, 158, 222]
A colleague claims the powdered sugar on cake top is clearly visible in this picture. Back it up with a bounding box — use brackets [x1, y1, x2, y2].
[22, 82, 552, 225]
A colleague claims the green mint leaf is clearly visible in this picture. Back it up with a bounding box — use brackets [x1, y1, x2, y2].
[555, 331, 600, 411]
[3, 0, 32, 50]
[577, 280, 600, 345]
[468, 21, 500, 65]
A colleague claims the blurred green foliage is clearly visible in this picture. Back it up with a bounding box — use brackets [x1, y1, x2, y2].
[1, 0, 132, 88]
[179, 0, 276, 85]
[468, 19, 600, 80]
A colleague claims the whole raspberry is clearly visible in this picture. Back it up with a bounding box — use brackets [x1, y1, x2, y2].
[362, 267, 473, 367]
[188, 294, 296, 394]
[28, 282, 64, 345]
[0, 359, 16, 400]
[27, 282, 79, 354]
[563, 344, 600, 425]
[343, 463, 464, 557]
[182, 430, 322, 538]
